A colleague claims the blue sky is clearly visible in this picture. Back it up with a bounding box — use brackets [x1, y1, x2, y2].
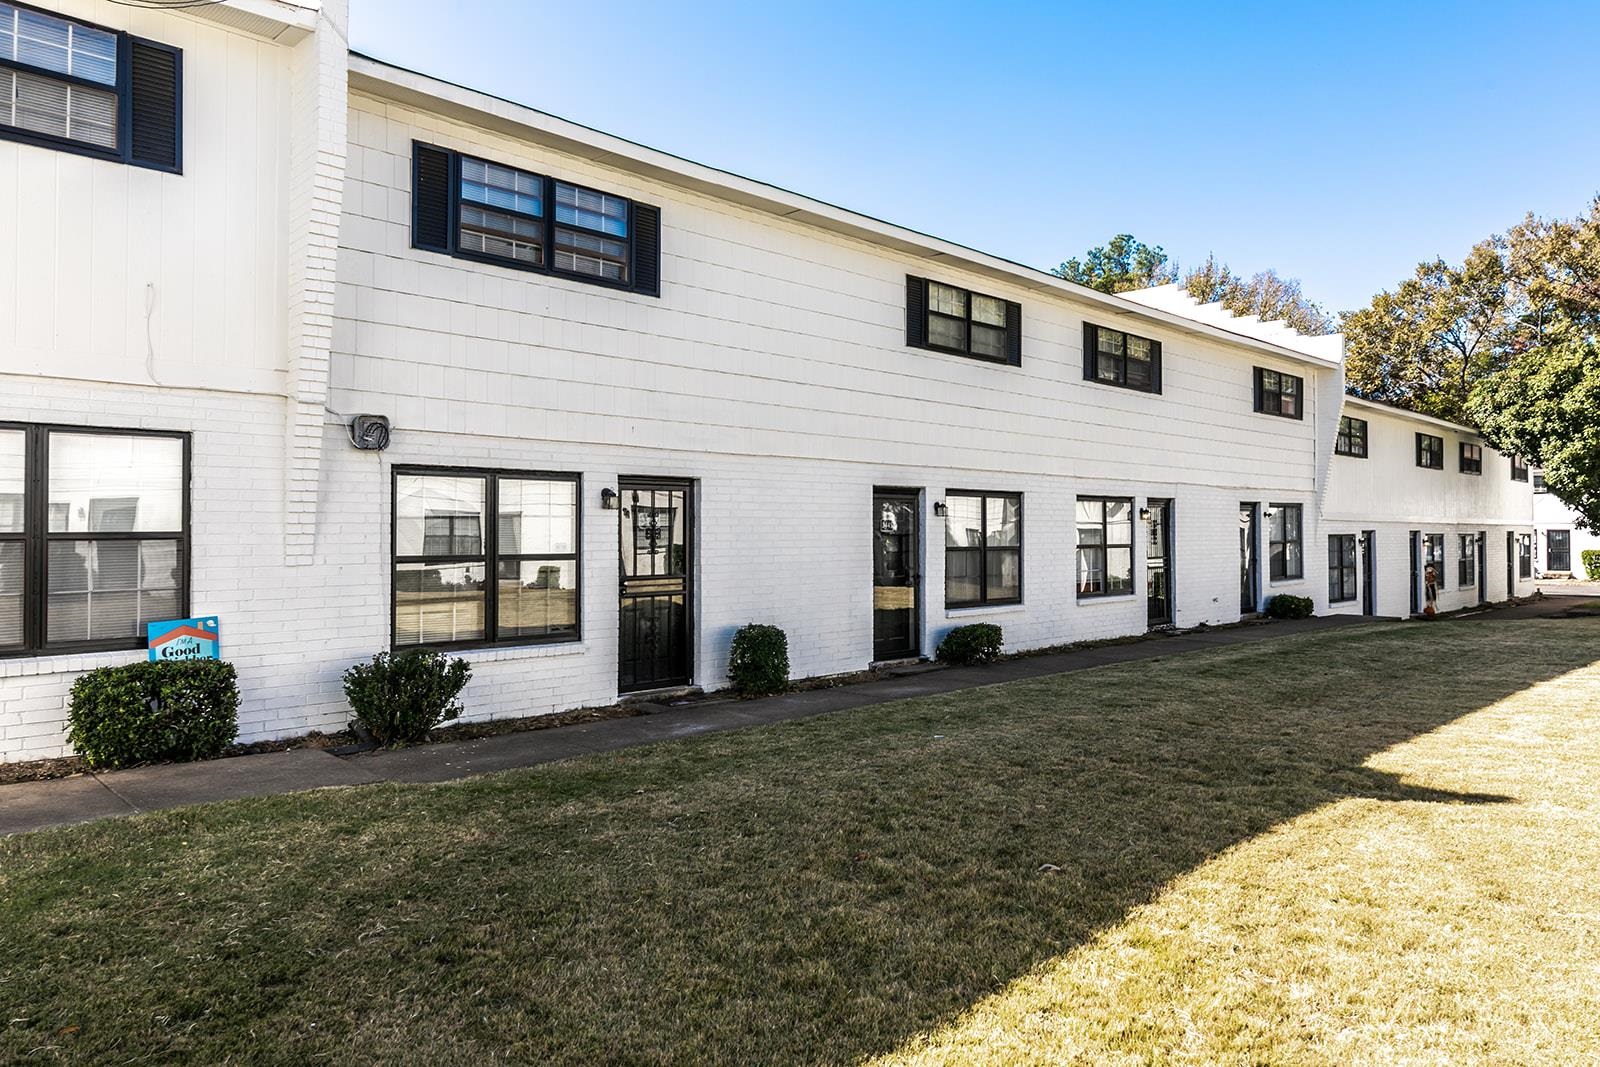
[349, 0, 1600, 315]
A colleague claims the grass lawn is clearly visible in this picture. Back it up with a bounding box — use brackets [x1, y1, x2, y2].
[4, 620, 1600, 1064]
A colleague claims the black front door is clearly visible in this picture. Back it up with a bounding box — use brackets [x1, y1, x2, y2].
[1239, 503, 1259, 614]
[1477, 531, 1487, 604]
[872, 490, 919, 660]
[618, 479, 692, 692]
[1147, 499, 1173, 626]
[1549, 530, 1571, 572]
[1362, 530, 1377, 615]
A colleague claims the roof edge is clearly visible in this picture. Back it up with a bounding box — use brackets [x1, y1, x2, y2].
[348, 52, 1340, 372]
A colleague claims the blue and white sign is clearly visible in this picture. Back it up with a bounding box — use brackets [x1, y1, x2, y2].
[147, 616, 221, 662]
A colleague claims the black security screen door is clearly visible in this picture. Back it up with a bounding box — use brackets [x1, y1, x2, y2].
[872, 490, 919, 660]
[618, 479, 692, 691]
[1548, 530, 1571, 572]
[1146, 499, 1173, 626]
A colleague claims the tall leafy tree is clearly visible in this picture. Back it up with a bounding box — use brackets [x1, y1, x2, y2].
[1053, 234, 1176, 294]
[1470, 338, 1600, 528]
[1182, 256, 1337, 335]
[1342, 243, 1515, 423]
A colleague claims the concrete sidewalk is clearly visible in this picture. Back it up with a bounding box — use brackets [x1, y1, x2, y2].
[1, 614, 1381, 837]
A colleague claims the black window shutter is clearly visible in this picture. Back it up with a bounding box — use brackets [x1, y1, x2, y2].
[1252, 368, 1264, 412]
[127, 38, 181, 172]
[412, 143, 453, 253]
[1150, 339, 1163, 393]
[905, 276, 926, 348]
[1082, 322, 1098, 381]
[631, 202, 661, 296]
[1004, 301, 1022, 366]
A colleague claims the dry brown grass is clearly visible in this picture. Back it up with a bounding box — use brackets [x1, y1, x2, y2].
[2, 618, 1598, 1064]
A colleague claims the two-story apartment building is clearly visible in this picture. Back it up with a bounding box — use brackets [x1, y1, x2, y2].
[0, 0, 1537, 764]
[1533, 474, 1599, 578]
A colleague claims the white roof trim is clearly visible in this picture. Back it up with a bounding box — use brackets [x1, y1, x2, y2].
[1342, 395, 1482, 437]
[348, 53, 1341, 372]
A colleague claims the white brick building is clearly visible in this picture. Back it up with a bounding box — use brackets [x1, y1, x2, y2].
[0, 0, 1537, 762]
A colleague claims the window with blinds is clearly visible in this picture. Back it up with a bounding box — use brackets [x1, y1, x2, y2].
[0, 3, 180, 170]
[413, 143, 661, 296]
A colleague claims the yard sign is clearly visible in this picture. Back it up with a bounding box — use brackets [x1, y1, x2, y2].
[147, 616, 221, 662]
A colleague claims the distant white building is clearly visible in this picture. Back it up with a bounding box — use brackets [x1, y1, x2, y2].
[1533, 474, 1600, 578]
[0, 0, 1537, 763]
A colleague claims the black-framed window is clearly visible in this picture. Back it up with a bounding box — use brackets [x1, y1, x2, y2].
[1076, 497, 1135, 597]
[1083, 323, 1162, 393]
[1510, 455, 1529, 482]
[0, 2, 180, 171]
[412, 142, 660, 296]
[1268, 504, 1303, 580]
[393, 468, 580, 649]
[1335, 415, 1368, 457]
[906, 276, 1021, 366]
[1533, 470, 1548, 493]
[1328, 534, 1357, 603]
[1253, 367, 1303, 419]
[1416, 433, 1444, 469]
[1460, 442, 1483, 475]
[1457, 534, 1478, 587]
[0, 424, 189, 656]
[1518, 533, 1532, 578]
[1424, 533, 1445, 586]
[944, 492, 1021, 607]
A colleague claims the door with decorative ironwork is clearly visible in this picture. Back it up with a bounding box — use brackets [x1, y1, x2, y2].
[872, 490, 919, 660]
[618, 480, 691, 691]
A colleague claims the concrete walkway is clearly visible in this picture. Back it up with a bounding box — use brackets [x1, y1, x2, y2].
[0, 611, 1460, 838]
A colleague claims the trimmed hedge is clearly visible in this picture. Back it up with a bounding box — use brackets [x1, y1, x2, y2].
[727, 624, 790, 696]
[67, 660, 240, 769]
[1265, 594, 1314, 620]
[936, 623, 1003, 665]
[344, 649, 471, 745]
[1582, 549, 1600, 582]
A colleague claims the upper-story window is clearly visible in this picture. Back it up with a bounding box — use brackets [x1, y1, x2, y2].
[0, 2, 181, 171]
[1510, 455, 1529, 482]
[1459, 442, 1483, 475]
[1416, 433, 1444, 470]
[1253, 367, 1302, 419]
[1083, 323, 1162, 393]
[412, 142, 661, 296]
[1533, 470, 1548, 493]
[905, 276, 1021, 366]
[1335, 415, 1368, 457]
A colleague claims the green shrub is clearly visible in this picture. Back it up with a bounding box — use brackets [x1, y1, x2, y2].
[727, 624, 790, 696]
[1265, 594, 1314, 619]
[67, 660, 240, 769]
[343, 649, 471, 744]
[1582, 549, 1600, 581]
[936, 623, 1004, 665]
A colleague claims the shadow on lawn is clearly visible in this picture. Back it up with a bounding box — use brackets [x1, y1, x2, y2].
[2, 622, 1595, 1064]
[359, 623, 1588, 1064]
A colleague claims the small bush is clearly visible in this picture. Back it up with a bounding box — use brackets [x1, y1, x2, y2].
[936, 623, 1004, 665]
[1265, 594, 1314, 620]
[727, 624, 790, 696]
[343, 649, 471, 744]
[1582, 549, 1600, 582]
[67, 660, 240, 769]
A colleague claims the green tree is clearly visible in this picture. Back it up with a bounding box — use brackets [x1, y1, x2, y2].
[1182, 256, 1336, 335]
[1053, 234, 1176, 294]
[1342, 243, 1515, 423]
[1469, 337, 1600, 528]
